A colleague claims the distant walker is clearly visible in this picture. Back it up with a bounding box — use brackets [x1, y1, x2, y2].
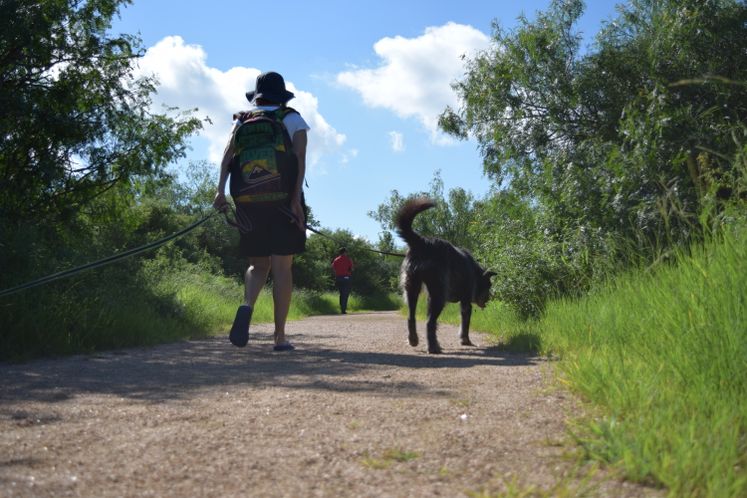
[332, 247, 354, 314]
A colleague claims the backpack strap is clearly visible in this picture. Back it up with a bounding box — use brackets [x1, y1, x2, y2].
[275, 106, 308, 189]
[232, 110, 251, 122]
[279, 106, 299, 119]
[232, 106, 298, 123]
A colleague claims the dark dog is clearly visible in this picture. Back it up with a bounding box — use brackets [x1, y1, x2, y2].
[396, 197, 495, 354]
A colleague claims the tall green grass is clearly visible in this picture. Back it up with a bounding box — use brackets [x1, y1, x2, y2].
[536, 228, 747, 497]
[425, 228, 746, 497]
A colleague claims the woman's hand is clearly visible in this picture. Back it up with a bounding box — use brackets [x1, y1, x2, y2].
[290, 195, 305, 231]
[213, 192, 229, 212]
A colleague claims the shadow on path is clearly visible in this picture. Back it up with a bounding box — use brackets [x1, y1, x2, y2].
[0, 327, 541, 405]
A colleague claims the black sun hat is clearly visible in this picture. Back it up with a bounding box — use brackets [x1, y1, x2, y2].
[245, 71, 295, 104]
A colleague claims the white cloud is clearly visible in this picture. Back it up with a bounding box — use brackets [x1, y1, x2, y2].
[388, 131, 405, 152]
[336, 22, 490, 143]
[340, 148, 359, 166]
[131, 36, 346, 171]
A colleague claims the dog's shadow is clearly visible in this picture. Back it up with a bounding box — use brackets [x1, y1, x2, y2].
[295, 342, 539, 370]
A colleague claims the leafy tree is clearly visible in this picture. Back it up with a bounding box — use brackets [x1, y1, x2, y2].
[0, 0, 202, 224]
[440, 0, 747, 315]
[0, 0, 213, 354]
[448, 3, 742, 167]
[441, 0, 746, 238]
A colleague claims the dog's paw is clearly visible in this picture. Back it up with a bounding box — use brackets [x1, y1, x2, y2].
[460, 338, 474, 346]
[408, 333, 419, 347]
[427, 343, 442, 354]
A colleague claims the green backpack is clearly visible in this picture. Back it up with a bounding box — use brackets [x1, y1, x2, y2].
[229, 107, 298, 206]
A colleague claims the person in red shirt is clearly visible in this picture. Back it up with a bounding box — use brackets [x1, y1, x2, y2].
[331, 247, 353, 314]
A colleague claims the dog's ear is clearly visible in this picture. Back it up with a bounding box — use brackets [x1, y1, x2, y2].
[484, 270, 497, 279]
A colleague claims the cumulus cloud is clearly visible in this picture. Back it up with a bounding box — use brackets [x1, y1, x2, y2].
[131, 36, 346, 170]
[336, 22, 490, 143]
[388, 131, 405, 152]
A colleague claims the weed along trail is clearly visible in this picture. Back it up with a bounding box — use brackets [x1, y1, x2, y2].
[0, 311, 656, 497]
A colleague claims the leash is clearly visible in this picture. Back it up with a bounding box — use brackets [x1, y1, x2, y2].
[1, 201, 404, 299]
[223, 204, 405, 258]
[276, 205, 405, 258]
[0, 211, 219, 298]
[305, 224, 406, 258]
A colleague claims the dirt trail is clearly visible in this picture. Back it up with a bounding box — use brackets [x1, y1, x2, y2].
[0, 312, 658, 497]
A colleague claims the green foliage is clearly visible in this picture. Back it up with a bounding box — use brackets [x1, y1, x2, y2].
[541, 226, 747, 497]
[0, 172, 230, 360]
[0, 254, 229, 361]
[440, 0, 747, 315]
[0, 0, 202, 224]
[0, 2, 208, 355]
[0, 233, 401, 360]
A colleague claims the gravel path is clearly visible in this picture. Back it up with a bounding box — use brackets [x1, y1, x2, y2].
[0, 311, 659, 497]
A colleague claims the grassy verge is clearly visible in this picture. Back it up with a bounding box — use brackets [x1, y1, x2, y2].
[0, 255, 401, 361]
[542, 228, 747, 497]
[421, 228, 746, 497]
[171, 274, 401, 332]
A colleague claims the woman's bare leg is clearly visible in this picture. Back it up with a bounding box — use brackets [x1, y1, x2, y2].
[245, 257, 271, 306]
[270, 254, 293, 344]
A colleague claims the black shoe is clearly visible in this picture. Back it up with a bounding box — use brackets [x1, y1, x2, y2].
[229, 305, 252, 347]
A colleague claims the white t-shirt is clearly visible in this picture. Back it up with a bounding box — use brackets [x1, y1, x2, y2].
[233, 105, 310, 143]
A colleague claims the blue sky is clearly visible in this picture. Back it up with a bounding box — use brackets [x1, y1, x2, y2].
[112, 0, 623, 242]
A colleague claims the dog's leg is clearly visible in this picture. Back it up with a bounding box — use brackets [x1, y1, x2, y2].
[460, 300, 474, 346]
[426, 291, 445, 354]
[404, 276, 421, 347]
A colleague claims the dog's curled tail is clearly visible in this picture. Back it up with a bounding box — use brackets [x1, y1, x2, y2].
[395, 197, 435, 249]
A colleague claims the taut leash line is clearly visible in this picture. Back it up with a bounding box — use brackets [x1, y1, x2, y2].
[0, 212, 219, 298]
[276, 205, 406, 258]
[304, 224, 405, 258]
